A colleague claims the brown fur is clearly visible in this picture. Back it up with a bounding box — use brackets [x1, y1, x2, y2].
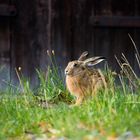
[65, 52, 107, 105]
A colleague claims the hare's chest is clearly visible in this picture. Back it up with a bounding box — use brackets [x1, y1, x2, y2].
[66, 76, 82, 95]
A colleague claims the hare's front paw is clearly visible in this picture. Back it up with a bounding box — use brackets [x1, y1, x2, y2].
[69, 103, 81, 108]
[69, 97, 84, 107]
[69, 104, 77, 108]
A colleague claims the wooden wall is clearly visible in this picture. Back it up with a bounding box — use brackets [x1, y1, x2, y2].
[0, 0, 140, 88]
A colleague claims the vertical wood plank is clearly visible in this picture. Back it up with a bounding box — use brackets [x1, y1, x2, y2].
[0, 19, 10, 89]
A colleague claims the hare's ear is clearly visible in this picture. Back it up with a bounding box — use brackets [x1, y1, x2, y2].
[78, 51, 89, 61]
[84, 56, 106, 67]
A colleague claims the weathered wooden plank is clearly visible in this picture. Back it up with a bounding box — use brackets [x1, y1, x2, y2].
[0, 20, 10, 89]
[0, 4, 16, 16]
[91, 16, 140, 27]
[10, 0, 49, 86]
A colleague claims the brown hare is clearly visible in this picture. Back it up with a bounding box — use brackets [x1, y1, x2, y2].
[65, 51, 107, 105]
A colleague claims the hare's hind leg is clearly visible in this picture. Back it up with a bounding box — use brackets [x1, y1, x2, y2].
[92, 82, 102, 96]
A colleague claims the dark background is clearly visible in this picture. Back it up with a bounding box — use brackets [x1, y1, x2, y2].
[0, 0, 140, 88]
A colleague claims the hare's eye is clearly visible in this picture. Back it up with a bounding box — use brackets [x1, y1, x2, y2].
[82, 67, 85, 70]
[73, 63, 78, 67]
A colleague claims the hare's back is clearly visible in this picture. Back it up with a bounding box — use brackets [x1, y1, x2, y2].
[89, 69, 107, 89]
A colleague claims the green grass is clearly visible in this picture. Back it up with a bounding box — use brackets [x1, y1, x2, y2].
[0, 91, 140, 139]
[0, 49, 140, 139]
[0, 67, 140, 140]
